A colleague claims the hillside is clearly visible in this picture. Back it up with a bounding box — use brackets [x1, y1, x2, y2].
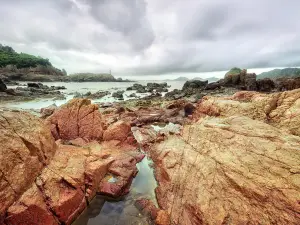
[258, 68, 300, 79]
[0, 44, 65, 81]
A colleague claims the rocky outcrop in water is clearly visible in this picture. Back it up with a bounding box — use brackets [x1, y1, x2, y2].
[127, 83, 169, 94]
[148, 88, 300, 224]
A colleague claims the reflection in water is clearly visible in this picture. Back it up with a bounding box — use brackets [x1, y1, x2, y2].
[72, 156, 157, 225]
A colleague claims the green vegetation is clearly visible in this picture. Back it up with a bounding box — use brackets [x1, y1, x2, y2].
[68, 73, 116, 82]
[225, 67, 242, 76]
[258, 68, 300, 79]
[0, 44, 51, 68]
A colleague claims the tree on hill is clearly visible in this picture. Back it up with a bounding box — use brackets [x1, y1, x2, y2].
[0, 44, 52, 68]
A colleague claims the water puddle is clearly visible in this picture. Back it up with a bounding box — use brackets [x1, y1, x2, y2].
[72, 155, 157, 225]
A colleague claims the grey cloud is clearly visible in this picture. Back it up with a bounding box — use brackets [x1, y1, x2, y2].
[0, 0, 300, 76]
[88, 0, 155, 51]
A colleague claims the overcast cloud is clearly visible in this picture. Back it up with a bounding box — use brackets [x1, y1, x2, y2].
[0, 0, 299, 78]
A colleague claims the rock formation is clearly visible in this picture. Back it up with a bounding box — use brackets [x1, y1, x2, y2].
[0, 79, 7, 92]
[1, 99, 145, 225]
[0, 111, 57, 223]
[46, 99, 104, 141]
[195, 88, 300, 136]
[150, 115, 300, 224]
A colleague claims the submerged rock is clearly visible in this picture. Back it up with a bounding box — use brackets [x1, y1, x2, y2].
[112, 90, 125, 100]
[182, 80, 208, 90]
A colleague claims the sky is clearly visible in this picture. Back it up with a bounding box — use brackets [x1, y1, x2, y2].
[0, 0, 300, 80]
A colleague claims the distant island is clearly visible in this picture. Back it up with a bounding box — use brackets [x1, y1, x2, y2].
[258, 68, 300, 79]
[68, 73, 132, 82]
[166, 76, 219, 83]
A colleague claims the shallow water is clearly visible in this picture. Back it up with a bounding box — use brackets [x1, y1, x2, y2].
[72, 155, 157, 225]
[3, 80, 185, 110]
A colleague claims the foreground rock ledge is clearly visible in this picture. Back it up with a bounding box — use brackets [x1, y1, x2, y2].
[0, 99, 145, 225]
[150, 115, 300, 224]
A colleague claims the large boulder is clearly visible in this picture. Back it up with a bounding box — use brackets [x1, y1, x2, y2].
[257, 78, 276, 92]
[4, 139, 144, 225]
[224, 67, 243, 85]
[0, 111, 57, 221]
[103, 120, 134, 143]
[150, 116, 300, 225]
[244, 73, 257, 90]
[46, 99, 104, 141]
[0, 78, 7, 92]
[276, 77, 300, 91]
[223, 68, 257, 91]
[182, 80, 208, 90]
[112, 90, 125, 99]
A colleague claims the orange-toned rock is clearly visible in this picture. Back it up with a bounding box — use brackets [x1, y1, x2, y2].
[3, 138, 143, 225]
[150, 116, 300, 225]
[0, 111, 56, 220]
[5, 184, 57, 225]
[195, 88, 300, 136]
[103, 120, 132, 142]
[46, 98, 104, 141]
[155, 210, 170, 225]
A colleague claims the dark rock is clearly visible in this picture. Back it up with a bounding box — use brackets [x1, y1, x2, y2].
[0, 79, 7, 92]
[205, 82, 220, 90]
[184, 103, 196, 116]
[136, 87, 147, 93]
[27, 82, 43, 88]
[112, 90, 125, 100]
[165, 89, 186, 100]
[257, 78, 275, 92]
[245, 73, 257, 91]
[222, 69, 257, 91]
[82, 91, 110, 99]
[5, 89, 16, 96]
[129, 93, 137, 98]
[276, 77, 300, 91]
[182, 80, 208, 90]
